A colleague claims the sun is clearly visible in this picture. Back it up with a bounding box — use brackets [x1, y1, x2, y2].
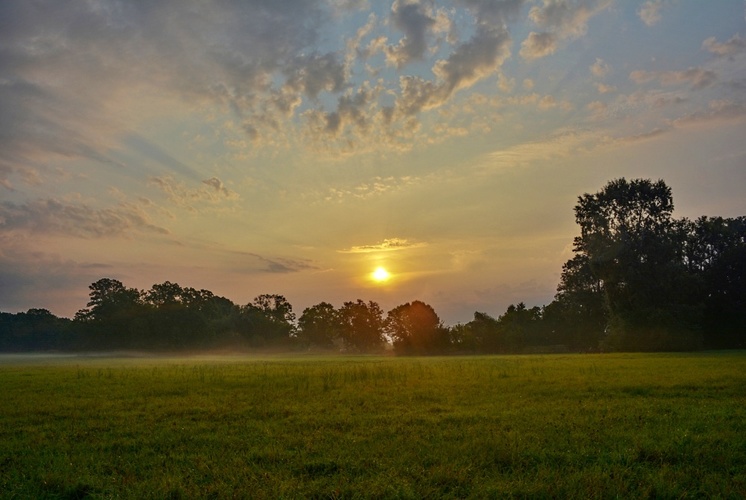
[371, 266, 391, 282]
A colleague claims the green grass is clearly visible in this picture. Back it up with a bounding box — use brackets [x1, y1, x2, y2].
[1, 352, 744, 498]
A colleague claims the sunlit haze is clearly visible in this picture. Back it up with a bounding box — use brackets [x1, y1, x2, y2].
[1, 1, 745, 324]
[372, 267, 392, 283]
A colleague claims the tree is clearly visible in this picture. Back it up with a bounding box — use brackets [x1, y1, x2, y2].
[386, 300, 446, 354]
[141, 281, 210, 349]
[465, 311, 501, 353]
[446, 323, 476, 352]
[0, 309, 71, 352]
[75, 278, 141, 323]
[497, 302, 544, 351]
[252, 294, 296, 325]
[338, 300, 385, 353]
[74, 278, 144, 349]
[194, 292, 240, 345]
[573, 178, 699, 350]
[552, 254, 607, 349]
[238, 294, 296, 346]
[683, 216, 746, 348]
[298, 302, 340, 349]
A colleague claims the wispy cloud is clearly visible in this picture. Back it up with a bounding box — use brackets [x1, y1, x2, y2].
[149, 176, 238, 211]
[123, 134, 202, 181]
[320, 175, 418, 202]
[672, 99, 746, 127]
[703, 34, 746, 57]
[638, 0, 665, 27]
[339, 238, 427, 253]
[0, 198, 168, 238]
[630, 67, 718, 90]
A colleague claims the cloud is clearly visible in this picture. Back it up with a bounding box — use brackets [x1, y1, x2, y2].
[703, 34, 746, 57]
[123, 134, 202, 181]
[672, 99, 746, 127]
[595, 83, 617, 94]
[395, 24, 512, 116]
[283, 53, 348, 100]
[507, 93, 572, 111]
[149, 176, 239, 210]
[616, 127, 669, 143]
[0, 198, 168, 238]
[482, 130, 602, 170]
[455, 0, 525, 25]
[239, 252, 318, 274]
[303, 83, 379, 142]
[385, 0, 438, 68]
[630, 67, 718, 90]
[590, 58, 611, 78]
[0, 0, 338, 171]
[638, 0, 664, 27]
[319, 175, 418, 202]
[520, 32, 557, 60]
[0, 0, 540, 160]
[498, 73, 516, 93]
[0, 238, 112, 316]
[0, 77, 125, 189]
[327, 0, 370, 12]
[586, 100, 608, 120]
[434, 25, 512, 94]
[201, 177, 238, 199]
[340, 238, 427, 253]
[521, 0, 611, 59]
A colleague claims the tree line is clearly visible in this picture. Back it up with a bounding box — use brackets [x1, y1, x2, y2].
[2, 178, 744, 353]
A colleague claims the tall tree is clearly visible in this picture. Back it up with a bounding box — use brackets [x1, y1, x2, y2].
[573, 178, 699, 350]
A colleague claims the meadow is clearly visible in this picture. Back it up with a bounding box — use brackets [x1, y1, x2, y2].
[0, 352, 744, 498]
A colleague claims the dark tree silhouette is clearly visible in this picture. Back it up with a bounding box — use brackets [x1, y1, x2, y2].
[386, 300, 446, 354]
[298, 302, 340, 349]
[74, 278, 145, 348]
[75, 278, 141, 323]
[338, 300, 385, 353]
[552, 254, 607, 349]
[0, 309, 71, 351]
[465, 311, 501, 353]
[683, 216, 746, 348]
[238, 294, 296, 347]
[573, 178, 700, 350]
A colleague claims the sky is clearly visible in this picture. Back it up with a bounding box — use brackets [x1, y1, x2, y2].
[1, 0, 745, 325]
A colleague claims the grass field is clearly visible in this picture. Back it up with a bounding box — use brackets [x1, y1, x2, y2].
[1, 352, 744, 498]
